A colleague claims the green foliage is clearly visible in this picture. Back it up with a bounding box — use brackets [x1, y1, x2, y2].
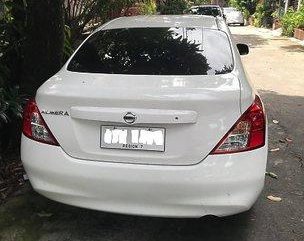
[0, 86, 24, 127]
[281, 9, 297, 36]
[64, 0, 156, 45]
[138, 0, 157, 14]
[251, 3, 273, 28]
[0, 1, 26, 126]
[0, 85, 24, 159]
[271, 8, 284, 20]
[229, 0, 258, 15]
[0, 1, 26, 156]
[299, 7, 304, 28]
[0, 2, 16, 74]
[252, 3, 265, 27]
[158, 0, 189, 14]
[242, 8, 250, 20]
[0, 0, 26, 86]
[281, 7, 304, 36]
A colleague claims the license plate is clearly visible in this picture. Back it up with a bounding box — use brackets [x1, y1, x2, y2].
[100, 126, 165, 152]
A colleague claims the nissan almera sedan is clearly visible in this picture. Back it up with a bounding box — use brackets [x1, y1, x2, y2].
[21, 15, 267, 218]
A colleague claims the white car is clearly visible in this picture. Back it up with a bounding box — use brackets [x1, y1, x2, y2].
[190, 5, 224, 18]
[21, 15, 267, 218]
[223, 7, 245, 26]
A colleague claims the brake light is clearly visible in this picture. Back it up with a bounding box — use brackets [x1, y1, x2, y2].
[22, 99, 59, 146]
[211, 95, 265, 154]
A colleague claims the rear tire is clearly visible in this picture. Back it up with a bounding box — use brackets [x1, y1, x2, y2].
[240, 23, 244, 26]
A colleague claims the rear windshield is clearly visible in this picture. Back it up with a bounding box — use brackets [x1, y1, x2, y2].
[196, 7, 222, 17]
[67, 27, 233, 75]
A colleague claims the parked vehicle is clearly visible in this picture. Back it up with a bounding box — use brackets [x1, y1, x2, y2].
[21, 15, 267, 218]
[189, 5, 224, 18]
[223, 7, 245, 26]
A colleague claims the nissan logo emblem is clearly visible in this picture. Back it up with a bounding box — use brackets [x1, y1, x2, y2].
[123, 112, 137, 124]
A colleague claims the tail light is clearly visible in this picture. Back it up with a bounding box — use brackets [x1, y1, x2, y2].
[22, 99, 59, 146]
[211, 95, 265, 154]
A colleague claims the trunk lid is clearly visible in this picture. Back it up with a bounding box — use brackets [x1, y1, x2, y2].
[36, 71, 241, 166]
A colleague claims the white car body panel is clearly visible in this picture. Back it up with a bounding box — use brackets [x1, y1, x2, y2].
[21, 15, 267, 217]
[70, 106, 198, 124]
[36, 72, 241, 166]
[101, 15, 219, 30]
[224, 8, 245, 25]
[22, 136, 267, 217]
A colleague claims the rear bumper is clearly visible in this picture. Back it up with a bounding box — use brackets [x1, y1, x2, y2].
[21, 135, 267, 218]
[226, 17, 244, 24]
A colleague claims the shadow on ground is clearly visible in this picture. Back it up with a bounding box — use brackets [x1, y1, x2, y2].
[0, 189, 252, 241]
[0, 91, 303, 241]
[280, 44, 304, 52]
[232, 34, 268, 48]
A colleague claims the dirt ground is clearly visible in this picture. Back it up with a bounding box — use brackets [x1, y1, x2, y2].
[0, 26, 304, 241]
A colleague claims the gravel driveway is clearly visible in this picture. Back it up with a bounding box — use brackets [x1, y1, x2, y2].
[0, 26, 304, 241]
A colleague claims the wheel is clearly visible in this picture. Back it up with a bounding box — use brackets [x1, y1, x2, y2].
[240, 23, 244, 26]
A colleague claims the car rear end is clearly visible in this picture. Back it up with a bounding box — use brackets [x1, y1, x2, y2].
[224, 8, 245, 25]
[21, 16, 267, 217]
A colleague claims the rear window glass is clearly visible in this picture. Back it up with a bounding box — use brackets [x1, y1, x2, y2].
[196, 7, 222, 17]
[67, 27, 233, 75]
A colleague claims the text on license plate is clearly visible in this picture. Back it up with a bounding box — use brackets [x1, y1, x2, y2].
[100, 126, 165, 152]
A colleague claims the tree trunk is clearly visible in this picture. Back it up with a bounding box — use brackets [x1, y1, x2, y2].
[298, 0, 302, 10]
[284, 0, 290, 13]
[22, 0, 64, 95]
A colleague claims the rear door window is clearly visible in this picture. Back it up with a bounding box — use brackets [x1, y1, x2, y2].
[68, 27, 233, 75]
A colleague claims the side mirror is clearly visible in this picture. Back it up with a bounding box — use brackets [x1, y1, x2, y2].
[237, 43, 249, 55]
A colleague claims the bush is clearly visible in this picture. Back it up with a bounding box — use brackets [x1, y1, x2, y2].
[252, 3, 273, 28]
[0, 87, 24, 127]
[229, 0, 258, 15]
[252, 4, 265, 27]
[0, 1, 25, 120]
[139, 0, 157, 14]
[0, 86, 25, 158]
[281, 9, 298, 36]
[158, 0, 189, 15]
[242, 8, 250, 20]
[271, 8, 284, 20]
[0, 2, 26, 157]
[281, 7, 304, 36]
